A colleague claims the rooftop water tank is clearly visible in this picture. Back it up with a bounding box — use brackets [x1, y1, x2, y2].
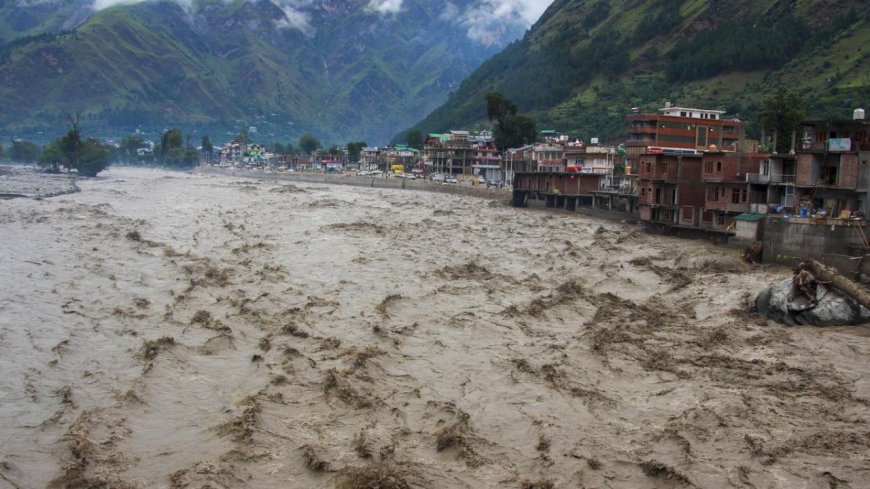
[854, 108, 866, 120]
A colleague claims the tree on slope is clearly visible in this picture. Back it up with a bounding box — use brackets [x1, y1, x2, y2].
[758, 88, 805, 154]
[486, 91, 537, 150]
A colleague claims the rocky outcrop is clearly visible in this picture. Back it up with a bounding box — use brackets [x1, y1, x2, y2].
[755, 279, 870, 326]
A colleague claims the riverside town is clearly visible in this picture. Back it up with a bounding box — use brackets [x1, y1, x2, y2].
[2, 1, 869, 488]
[199, 103, 870, 280]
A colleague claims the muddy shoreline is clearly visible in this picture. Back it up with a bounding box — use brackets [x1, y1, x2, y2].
[1, 168, 868, 488]
[0, 165, 80, 200]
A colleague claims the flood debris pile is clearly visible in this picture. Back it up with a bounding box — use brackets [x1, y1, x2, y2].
[756, 260, 870, 326]
[1, 168, 868, 489]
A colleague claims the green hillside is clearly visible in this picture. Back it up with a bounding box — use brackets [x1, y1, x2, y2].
[0, 0, 518, 145]
[403, 0, 870, 144]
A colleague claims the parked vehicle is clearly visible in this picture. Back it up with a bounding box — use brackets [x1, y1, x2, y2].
[431, 174, 445, 182]
[477, 176, 486, 184]
[445, 177, 458, 184]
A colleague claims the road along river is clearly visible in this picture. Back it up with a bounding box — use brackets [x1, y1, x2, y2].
[1, 168, 868, 488]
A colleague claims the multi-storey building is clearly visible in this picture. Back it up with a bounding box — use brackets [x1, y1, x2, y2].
[424, 132, 472, 175]
[563, 139, 616, 174]
[626, 104, 744, 171]
[701, 152, 770, 232]
[637, 152, 706, 228]
[471, 142, 501, 182]
[793, 116, 870, 217]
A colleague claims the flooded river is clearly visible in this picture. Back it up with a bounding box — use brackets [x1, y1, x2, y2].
[1, 168, 868, 488]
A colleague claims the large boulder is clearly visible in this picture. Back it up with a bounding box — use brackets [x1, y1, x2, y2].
[756, 279, 870, 326]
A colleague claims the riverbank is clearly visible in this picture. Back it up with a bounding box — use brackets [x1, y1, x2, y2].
[1, 168, 867, 488]
[197, 166, 513, 201]
[0, 165, 80, 199]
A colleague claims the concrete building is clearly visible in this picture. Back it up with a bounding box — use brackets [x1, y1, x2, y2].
[793, 116, 870, 217]
[424, 133, 472, 175]
[563, 139, 616, 174]
[625, 104, 744, 171]
[701, 152, 771, 232]
[637, 152, 705, 229]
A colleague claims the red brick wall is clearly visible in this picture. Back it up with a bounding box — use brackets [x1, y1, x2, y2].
[679, 156, 702, 180]
[678, 182, 706, 206]
[840, 153, 859, 189]
[796, 154, 813, 186]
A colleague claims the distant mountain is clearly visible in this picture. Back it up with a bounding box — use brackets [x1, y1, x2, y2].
[0, 0, 92, 43]
[403, 0, 870, 144]
[0, 0, 534, 144]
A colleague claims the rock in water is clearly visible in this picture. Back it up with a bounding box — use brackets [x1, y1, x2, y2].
[756, 279, 870, 326]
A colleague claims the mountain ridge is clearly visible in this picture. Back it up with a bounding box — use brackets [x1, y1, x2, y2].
[0, 0, 528, 144]
[402, 0, 870, 144]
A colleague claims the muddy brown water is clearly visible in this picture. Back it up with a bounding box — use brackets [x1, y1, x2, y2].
[1, 168, 868, 488]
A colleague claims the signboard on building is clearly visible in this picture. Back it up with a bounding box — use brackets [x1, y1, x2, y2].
[828, 138, 852, 152]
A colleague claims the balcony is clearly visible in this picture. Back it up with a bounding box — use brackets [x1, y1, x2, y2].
[746, 173, 769, 184]
[768, 174, 795, 184]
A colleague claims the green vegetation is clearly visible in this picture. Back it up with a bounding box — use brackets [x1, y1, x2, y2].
[299, 134, 321, 156]
[0, 0, 517, 145]
[10, 139, 40, 163]
[158, 128, 198, 169]
[39, 116, 111, 176]
[406, 130, 423, 150]
[758, 88, 806, 154]
[346, 141, 367, 162]
[405, 0, 870, 143]
[486, 92, 537, 149]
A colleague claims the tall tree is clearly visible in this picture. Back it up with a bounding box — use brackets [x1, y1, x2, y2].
[40, 118, 110, 177]
[237, 129, 251, 145]
[160, 128, 183, 160]
[201, 135, 214, 164]
[284, 142, 295, 155]
[758, 87, 805, 154]
[272, 142, 285, 155]
[299, 133, 320, 155]
[347, 141, 367, 162]
[485, 91, 536, 150]
[406, 130, 423, 150]
[485, 91, 517, 125]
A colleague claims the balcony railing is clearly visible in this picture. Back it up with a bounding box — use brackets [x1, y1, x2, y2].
[769, 174, 795, 184]
[746, 173, 769, 184]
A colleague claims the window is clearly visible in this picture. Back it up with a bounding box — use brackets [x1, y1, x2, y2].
[732, 188, 741, 204]
[705, 161, 713, 173]
[681, 111, 687, 117]
[717, 214, 725, 225]
[703, 211, 713, 222]
[707, 187, 718, 201]
[741, 189, 747, 202]
[716, 161, 722, 172]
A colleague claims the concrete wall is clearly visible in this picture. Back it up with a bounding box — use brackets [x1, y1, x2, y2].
[763, 216, 870, 277]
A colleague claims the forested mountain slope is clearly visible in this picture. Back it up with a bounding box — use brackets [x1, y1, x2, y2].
[404, 0, 870, 143]
[0, 0, 527, 144]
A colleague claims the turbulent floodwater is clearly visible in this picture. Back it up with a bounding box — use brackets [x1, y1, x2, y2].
[1, 168, 868, 489]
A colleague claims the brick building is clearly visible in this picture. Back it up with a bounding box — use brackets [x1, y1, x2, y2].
[701, 152, 770, 231]
[793, 117, 870, 217]
[637, 152, 706, 228]
[626, 104, 744, 172]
